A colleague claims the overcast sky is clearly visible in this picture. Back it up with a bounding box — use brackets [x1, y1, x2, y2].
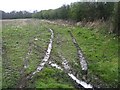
[0, 0, 118, 12]
[0, 0, 80, 12]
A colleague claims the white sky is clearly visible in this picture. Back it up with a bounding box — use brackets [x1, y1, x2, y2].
[0, 0, 79, 12]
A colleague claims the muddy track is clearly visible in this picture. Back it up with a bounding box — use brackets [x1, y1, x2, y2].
[49, 54, 93, 88]
[17, 27, 93, 89]
[18, 38, 46, 88]
[49, 30, 93, 88]
[69, 31, 88, 80]
[17, 28, 54, 88]
[23, 42, 33, 69]
[23, 41, 46, 69]
[32, 29, 53, 74]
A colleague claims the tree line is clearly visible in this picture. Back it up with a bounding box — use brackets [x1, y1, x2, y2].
[1, 11, 32, 19]
[33, 2, 119, 35]
[33, 2, 115, 21]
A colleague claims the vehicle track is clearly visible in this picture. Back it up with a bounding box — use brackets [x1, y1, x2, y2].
[69, 31, 88, 80]
[57, 53, 93, 88]
[17, 28, 54, 88]
[17, 27, 93, 89]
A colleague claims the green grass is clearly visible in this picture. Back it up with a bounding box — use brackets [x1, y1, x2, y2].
[2, 19, 52, 88]
[41, 21, 118, 87]
[2, 19, 118, 88]
[34, 67, 74, 88]
[71, 27, 118, 87]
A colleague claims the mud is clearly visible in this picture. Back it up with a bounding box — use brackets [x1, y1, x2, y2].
[17, 29, 54, 88]
[56, 53, 93, 88]
[69, 31, 88, 79]
[49, 58, 93, 89]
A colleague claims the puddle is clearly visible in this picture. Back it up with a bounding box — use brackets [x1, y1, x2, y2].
[49, 61, 63, 70]
[55, 53, 93, 88]
[49, 60, 93, 89]
[18, 29, 54, 88]
[32, 29, 54, 75]
[68, 73, 93, 88]
[69, 31, 88, 73]
[23, 43, 33, 69]
[34, 38, 38, 41]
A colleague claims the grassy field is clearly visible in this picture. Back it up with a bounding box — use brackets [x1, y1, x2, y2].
[2, 19, 118, 88]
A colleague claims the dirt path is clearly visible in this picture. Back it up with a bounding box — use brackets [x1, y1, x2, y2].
[17, 26, 93, 89]
[17, 28, 54, 88]
[32, 29, 53, 75]
[49, 53, 93, 88]
[69, 31, 88, 80]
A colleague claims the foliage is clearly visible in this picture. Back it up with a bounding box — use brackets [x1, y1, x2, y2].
[33, 2, 115, 21]
[32, 2, 119, 35]
[1, 11, 32, 19]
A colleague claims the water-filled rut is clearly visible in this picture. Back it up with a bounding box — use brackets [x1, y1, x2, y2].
[69, 31, 88, 80]
[32, 29, 54, 75]
[18, 29, 54, 88]
[18, 28, 93, 89]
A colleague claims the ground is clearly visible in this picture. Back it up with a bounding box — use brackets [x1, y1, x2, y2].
[1, 19, 118, 89]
